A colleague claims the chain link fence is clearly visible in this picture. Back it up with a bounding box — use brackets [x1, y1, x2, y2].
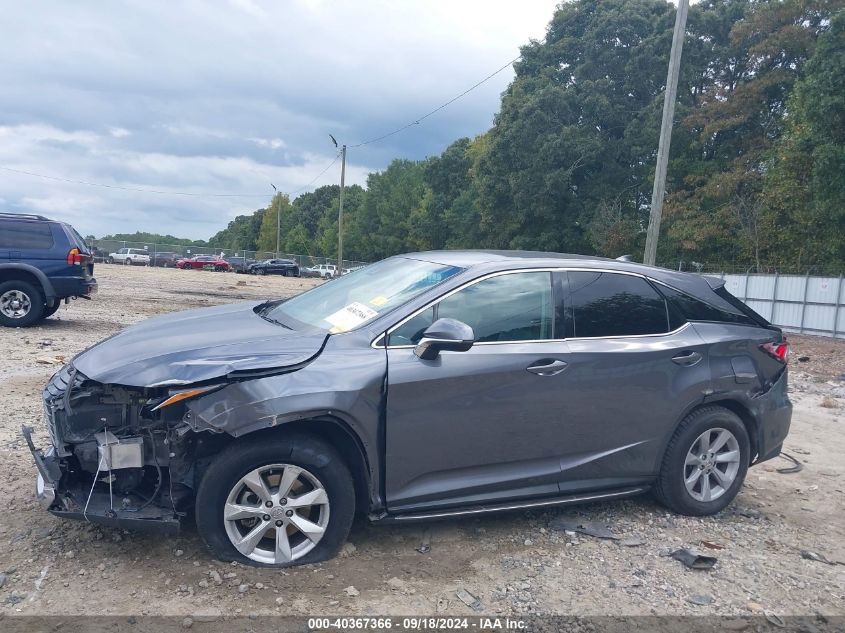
[89, 240, 369, 271]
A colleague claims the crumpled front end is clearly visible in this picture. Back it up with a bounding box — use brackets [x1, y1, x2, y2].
[23, 364, 209, 533]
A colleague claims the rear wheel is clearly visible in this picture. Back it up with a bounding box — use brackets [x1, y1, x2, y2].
[654, 406, 749, 516]
[196, 434, 355, 567]
[0, 281, 45, 327]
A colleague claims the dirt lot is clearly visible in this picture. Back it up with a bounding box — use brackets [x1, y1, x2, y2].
[0, 265, 843, 618]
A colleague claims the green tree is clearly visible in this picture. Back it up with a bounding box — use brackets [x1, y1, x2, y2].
[762, 9, 845, 270]
[257, 193, 292, 253]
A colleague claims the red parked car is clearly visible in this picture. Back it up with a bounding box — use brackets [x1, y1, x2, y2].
[176, 255, 230, 271]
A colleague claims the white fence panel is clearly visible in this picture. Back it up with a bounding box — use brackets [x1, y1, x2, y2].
[711, 272, 843, 339]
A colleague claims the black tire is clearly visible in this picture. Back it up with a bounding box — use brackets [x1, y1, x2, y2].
[256, 268, 266, 276]
[107, 257, 115, 264]
[0, 280, 45, 327]
[281, 270, 287, 277]
[195, 433, 355, 567]
[43, 302, 62, 318]
[654, 406, 750, 516]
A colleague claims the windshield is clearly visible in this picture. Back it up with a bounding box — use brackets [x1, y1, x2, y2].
[266, 257, 464, 332]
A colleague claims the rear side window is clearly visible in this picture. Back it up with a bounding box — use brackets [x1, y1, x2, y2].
[567, 271, 668, 338]
[658, 284, 755, 327]
[0, 219, 55, 249]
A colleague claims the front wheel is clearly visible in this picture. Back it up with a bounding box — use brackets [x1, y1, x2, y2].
[195, 434, 355, 567]
[654, 406, 749, 516]
[107, 257, 115, 264]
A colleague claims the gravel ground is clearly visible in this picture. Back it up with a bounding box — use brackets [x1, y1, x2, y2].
[0, 265, 843, 617]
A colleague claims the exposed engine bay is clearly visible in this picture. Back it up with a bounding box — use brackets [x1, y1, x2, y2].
[29, 364, 230, 532]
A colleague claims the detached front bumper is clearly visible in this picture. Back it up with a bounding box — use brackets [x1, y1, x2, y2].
[21, 425, 180, 534]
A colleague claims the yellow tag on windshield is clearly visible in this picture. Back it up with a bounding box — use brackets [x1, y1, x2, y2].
[370, 296, 388, 307]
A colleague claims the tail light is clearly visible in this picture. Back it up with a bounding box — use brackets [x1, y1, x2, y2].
[761, 340, 789, 364]
[67, 247, 91, 265]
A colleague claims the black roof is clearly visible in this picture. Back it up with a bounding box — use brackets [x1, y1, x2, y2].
[399, 249, 730, 308]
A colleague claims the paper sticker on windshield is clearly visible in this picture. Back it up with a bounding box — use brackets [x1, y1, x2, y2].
[325, 302, 378, 332]
[370, 295, 388, 307]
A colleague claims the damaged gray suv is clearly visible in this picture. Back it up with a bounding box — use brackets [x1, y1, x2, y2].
[24, 251, 792, 567]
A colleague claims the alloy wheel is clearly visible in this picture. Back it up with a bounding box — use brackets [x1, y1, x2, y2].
[0, 289, 32, 319]
[683, 427, 741, 502]
[223, 463, 330, 565]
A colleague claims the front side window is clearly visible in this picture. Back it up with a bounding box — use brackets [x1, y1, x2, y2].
[390, 272, 554, 345]
[567, 271, 668, 338]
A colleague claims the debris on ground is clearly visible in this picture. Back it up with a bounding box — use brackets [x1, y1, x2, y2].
[416, 527, 431, 554]
[687, 594, 714, 606]
[800, 550, 841, 566]
[455, 588, 482, 612]
[343, 586, 360, 597]
[550, 517, 619, 540]
[670, 549, 717, 570]
[699, 540, 725, 550]
[777, 453, 804, 474]
[619, 538, 646, 547]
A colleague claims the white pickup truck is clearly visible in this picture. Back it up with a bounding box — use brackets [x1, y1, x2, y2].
[107, 248, 150, 266]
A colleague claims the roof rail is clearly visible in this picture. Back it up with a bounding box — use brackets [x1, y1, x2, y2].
[0, 212, 50, 221]
[615, 254, 634, 262]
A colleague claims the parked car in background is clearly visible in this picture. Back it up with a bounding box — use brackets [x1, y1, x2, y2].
[0, 212, 96, 327]
[108, 248, 150, 266]
[305, 263, 336, 279]
[24, 251, 791, 568]
[247, 258, 300, 276]
[224, 256, 256, 274]
[299, 267, 322, 278]
[176, 255, 230, 271]
[150, 252, 180, 267]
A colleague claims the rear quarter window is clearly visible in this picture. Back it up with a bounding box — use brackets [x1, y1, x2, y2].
[0, 219, 55, 249]
[657, 284, 755, 327]
[567, 271, 669, 338]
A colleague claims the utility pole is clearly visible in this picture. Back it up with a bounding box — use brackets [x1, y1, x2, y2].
[643, 0, 689, 266]
[271, 184, 280, 258]
[337, 144, 346, 275]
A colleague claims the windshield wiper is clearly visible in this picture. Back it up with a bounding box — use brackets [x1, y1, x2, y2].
[255, 300, 293, 329]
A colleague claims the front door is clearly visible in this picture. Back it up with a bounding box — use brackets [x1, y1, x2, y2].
[384, 270, 573, 512]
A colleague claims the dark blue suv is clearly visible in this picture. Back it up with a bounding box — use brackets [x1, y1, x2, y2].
[0, 213, 97, 327]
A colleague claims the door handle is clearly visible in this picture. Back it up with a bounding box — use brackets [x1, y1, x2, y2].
[672, 350, 703, 367]
[526, 359, 568, 376]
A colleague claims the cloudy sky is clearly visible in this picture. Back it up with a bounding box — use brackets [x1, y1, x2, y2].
[0, 0, 557, 240]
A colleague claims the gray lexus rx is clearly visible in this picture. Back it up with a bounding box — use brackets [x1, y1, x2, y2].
[24, 251, 791, 567]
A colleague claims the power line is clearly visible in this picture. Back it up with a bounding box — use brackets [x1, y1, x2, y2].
[0, 165, 268, 197]
[348, 56, 521, 148]
[286, 153, 341, 196]
[0, 154, 341, 199]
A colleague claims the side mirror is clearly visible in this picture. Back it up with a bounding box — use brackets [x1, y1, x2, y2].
[414, 318, 475, 360]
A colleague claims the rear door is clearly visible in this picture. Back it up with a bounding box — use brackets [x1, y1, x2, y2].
[551, 270, 712, 490]
[384, 270, 574, 512]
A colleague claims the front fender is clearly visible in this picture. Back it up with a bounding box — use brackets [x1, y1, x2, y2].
[186, 339, 387, 506]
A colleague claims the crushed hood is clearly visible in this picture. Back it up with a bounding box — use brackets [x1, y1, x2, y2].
[72, 301, 327, 387]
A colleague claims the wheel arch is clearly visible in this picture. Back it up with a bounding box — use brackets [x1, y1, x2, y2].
[670, 399, 759, 463]
[193, 415, 374, 519]
[0, 264, 55, 301]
